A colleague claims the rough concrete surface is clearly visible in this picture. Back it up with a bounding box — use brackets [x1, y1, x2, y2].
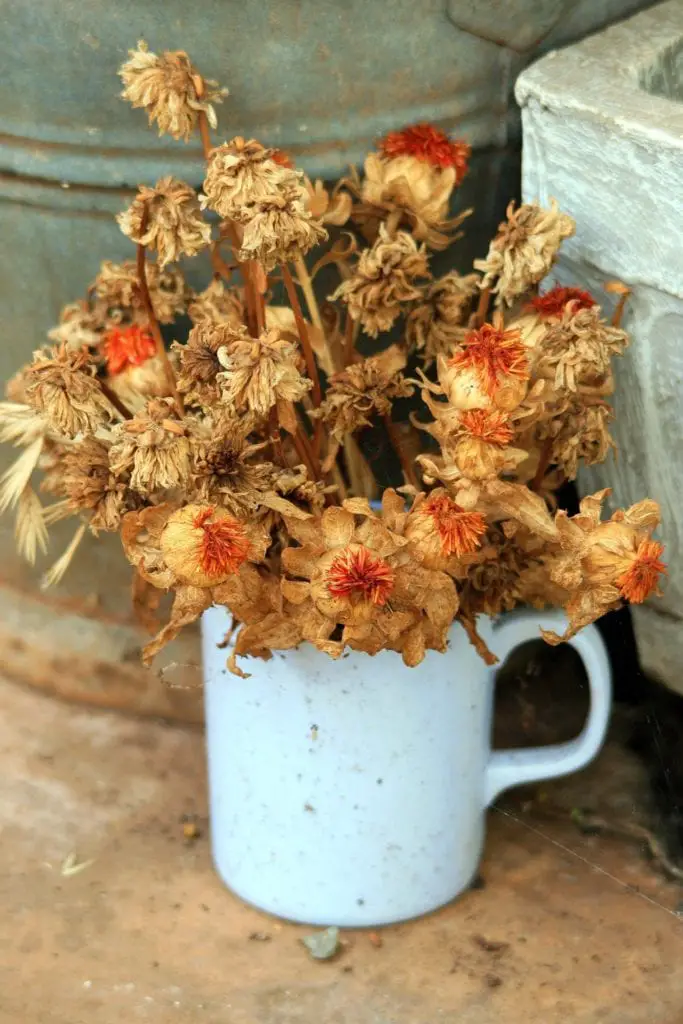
[1, 675, 682, 1024]
[515, 0, 683, 695]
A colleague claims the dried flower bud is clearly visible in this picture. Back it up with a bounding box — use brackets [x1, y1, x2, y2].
[332, 225, 430, 337]
[315, 345, 412, 440]
[216, 326, 311, 426]
[23, 344, 112, 438]
[119, 40, 227, 141]
[104, 324, 169, 404]
[238, 179, 328, 271]
[160, 504, 250, 587]
[104, 324, 157, 377]
[93, 260, 188, 325]
[440, 323, 529, 411]
[379, 123, 470, 179]
[48, 301, 104, 350]
[109, 398, 191, 496]
[117, 177, 211, 267]
[534, 306, 628, 392]
[406, 271, 478, 364]
[405, 489, 486, 569]
[201, 138, 290, 221]
[187, 280, 244, 328]
[474, 200, 575, 306]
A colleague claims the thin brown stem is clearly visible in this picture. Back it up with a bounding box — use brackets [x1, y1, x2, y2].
[383, 414, 418, 490]
[470, 286, 491, 328]
[530, 438, 553, 492]
[343, 312, 356, 366]
[136, 242, 184, 417]
[197, 109, 213, 161]
[282, 264, 322, 408]
[612, 291, 630, 328]
[99, 379, 133, 420]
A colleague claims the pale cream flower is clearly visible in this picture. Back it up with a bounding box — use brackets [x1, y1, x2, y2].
[117, 177, 211, 267]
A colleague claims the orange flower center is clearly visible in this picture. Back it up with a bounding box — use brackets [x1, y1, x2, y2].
[379, 122, 470, 181]
[193, 507, 250, 578]
[528, 286, 596, 318]
[103, 324, 156, 376]
[616, 539, 666, 604]
[422, 494, 487, 557]
[459, 409, 514, 447]
[325, 546, 395, 606]
[271, 148, 294, 169]
[448, 323, 529, 398]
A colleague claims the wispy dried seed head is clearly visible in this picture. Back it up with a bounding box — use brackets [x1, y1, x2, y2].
[119, 40, 227, 141]
[117, 177, 211, 267]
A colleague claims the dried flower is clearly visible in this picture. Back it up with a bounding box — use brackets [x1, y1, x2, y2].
[23, 344, 112, 438]
[332, 226, 430, 337]
[189, 416, 276, 516]
[93, 260, 188, 325]
[281, 495, 459, 665]
[379, 123, 470, 178]
[201, 138, 290, 220]
[109, 398, 190, 496]
[315, 345, 412, 440]
[104, 324, 157, 376]
[474, 200, 575, 306]
[440, 323, 529, 411]
[534, 306, 628, 392]
[48, 301, 104, 350]
[174, 321, 241, 406]
[406, 271, 478, 364]
[160, 504, 251, 586]
[117, 177, 211, 267]
[404, 489, 487, 569]
[53, 437, 135, 532]
[304, 177, 352, 226]
[187, 280, 244, 327]
[460, 526, 554, 619]
[238, 178, 328, 271]
[119, 40, 227, 141]
[216, 326, 311, 429]
[528, 286, 596, 318]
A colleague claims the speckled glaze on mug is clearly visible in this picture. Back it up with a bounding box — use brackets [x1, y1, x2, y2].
[202, 607, 611, 927]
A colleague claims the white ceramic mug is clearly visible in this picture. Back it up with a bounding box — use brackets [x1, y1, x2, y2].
[202, 606, 611, 927]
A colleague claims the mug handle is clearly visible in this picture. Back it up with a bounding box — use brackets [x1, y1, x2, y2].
[484, 609, 612, 806]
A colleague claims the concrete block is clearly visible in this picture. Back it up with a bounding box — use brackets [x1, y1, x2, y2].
[516, 1, 683, 693]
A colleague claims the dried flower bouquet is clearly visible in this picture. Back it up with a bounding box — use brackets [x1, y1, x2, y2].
[0, 42, 666, 675]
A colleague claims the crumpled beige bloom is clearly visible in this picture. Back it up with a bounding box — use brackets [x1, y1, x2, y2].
[174, 321, 244, 406]
[543, 490, 666, 643]
[23, 344, 112, 438]
[419, 404, 526, 484]
[535, 397, 615, 481]
[238, 178, 328, 271]
[109, 398, 191, 496]
[406, 271, 478, 364]
[117, 177, 211, 267]
[459, 524, 558, 621]
[281, 492, 459, 666]
[314, 345, 413, 440]
[48, 437, 137, 532]
[201, 138, 291, 221]
[188, 414, 277, 516]
[48, 301, 104, 350]
[119, 40, 227, 141]
[533, 306, 628, 392]
[216, 326, 311, 431]
[187, 280, 244, 327]
[92, 260, 188, 325]
[331, 225, 430, 337]
[474, 200, 575, 306]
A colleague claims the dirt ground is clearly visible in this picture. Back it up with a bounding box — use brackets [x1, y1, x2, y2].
[1, 670, 682, 1024]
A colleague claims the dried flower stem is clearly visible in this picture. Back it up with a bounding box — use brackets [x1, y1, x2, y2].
[196, 107, 213, 162]
[343, 313, 356, 366]
[99, 379, 133, 420]
[282, 264, 322, 407]
[383, 413, 418, 489]
[611, 291, 630, 328]
[530, 438, 553, 491]
[470, 286, 491, 328]
[135, 242, 184, 417]
[294, 255, 324, 332]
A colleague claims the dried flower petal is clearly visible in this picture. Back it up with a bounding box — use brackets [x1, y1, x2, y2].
[380, 123, 470, 178]
[201, 138, 292, 221]
[93, 260, 188, 325]
[104, 324, 157, 376]
[325, 544, 395, 606]
[216, 326, 311, 425]
[109, 398, 190, 496]
[23, 344, 112, 437]
[315, 345, 412, 440]
[448, 324, 529, 400]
